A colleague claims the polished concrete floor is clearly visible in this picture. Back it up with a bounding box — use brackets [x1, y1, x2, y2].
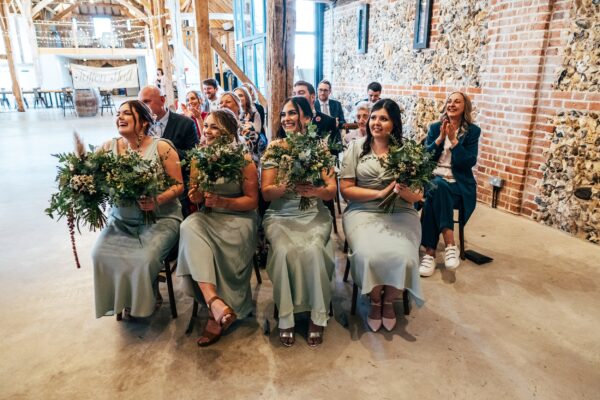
[0, 107, 599, 400]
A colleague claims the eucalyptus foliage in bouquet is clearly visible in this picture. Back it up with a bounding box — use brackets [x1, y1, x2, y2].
[184, 137, 248, 212]
[104, 148, 178, 224]
[378, 139, 437, 213]
[46, 133, 111, 268]
[261, 123, 336, 210]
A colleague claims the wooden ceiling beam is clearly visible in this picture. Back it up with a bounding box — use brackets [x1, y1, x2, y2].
[31, 0, 55, 19]
[51, 3, 78, 21]
[111, 0, 147, 21]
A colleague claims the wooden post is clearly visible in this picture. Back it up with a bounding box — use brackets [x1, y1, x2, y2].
[0, 1, 25, 112]
[266, 0, 295, 139]
[150, 0, 162, 73]
[153, 0, 174, 107]
[194, 0, 212, 81]
[21, 0, 42, 87]
[218, 34, 225, 88]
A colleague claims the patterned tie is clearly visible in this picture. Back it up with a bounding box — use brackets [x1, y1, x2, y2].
[151, 122, 162, 137]
[321, 101, 330, 116]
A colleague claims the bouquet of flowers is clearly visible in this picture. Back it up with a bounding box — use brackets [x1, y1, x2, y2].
[184, 137, 248, 212]
[46, 133, 112, 268]
[261, 123, 336, 210]
[104, 148, 178, 224]
[378, 139, 437, 213]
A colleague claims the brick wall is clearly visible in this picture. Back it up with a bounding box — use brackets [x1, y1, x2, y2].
[324, 0, 599, 242]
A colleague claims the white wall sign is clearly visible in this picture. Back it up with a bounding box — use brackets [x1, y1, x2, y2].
[70, 63, 139, 89]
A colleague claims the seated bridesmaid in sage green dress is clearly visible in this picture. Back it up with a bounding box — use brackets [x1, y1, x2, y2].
[93, 100, 183, 319]
[340, 99, 425, 332]
[261, 96, 337, 348]
[177, 109, 259, 347]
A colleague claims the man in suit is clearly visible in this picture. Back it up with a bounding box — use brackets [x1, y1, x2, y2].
[354, 81, 382, 106]
[139, 85, 199, 216]
[315, 79, 346, 128]
[292, 80, 341, 156]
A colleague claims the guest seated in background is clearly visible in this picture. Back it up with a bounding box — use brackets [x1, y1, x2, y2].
[234, 86, 268, 164]
[344, 101, 370, 145]
[261, 96, 337, 348]
[315, 79, 346, 128]
[139, 85, 198, 217]
[354, 81, 382, 106]
[177, 109, 259, 346]
[340, 99, 425, 332]
[241, 82, 266, 137]
[292, 80, 341, 157]
[202, 78, 221, 112]
[93, 100, 183, 319]
[219, 91, 242, 120]
[419, 92, 481, 277]
[181, 90, 207, 141]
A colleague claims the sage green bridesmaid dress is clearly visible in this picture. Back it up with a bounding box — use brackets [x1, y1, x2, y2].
[340, 138, 424, 306]
[261, 158, 335, 329]
[92, 138, 182, 318]
[177, 178, 258, 318]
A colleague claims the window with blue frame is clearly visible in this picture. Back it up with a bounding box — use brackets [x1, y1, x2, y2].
[234, 0, 267, 93]
[233, 0, 324, 94]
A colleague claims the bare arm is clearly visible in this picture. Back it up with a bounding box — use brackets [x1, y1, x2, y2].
[340, 178, 395, 202]
[156, 140, 184, 205]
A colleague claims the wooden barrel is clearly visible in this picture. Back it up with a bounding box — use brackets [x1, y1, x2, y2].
[75, 89, 99, 117]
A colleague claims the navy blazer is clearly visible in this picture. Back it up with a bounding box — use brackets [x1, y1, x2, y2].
[425, 121, 481, 223]
[314, 99, 346, 127]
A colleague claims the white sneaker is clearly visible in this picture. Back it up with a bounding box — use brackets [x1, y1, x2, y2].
[444, 245, 460, 270]
[419, 255, 436, 277]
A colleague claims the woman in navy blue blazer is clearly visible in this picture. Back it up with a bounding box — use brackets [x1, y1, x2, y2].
[419, 92, 481, 277]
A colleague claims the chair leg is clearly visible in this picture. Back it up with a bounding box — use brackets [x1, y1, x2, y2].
[329, 301, 333, 317]
[459, 221, 465, 260]
[325, 199, 338, 234]
[185, 299, 199, 335]
[253, 253, 262, 284]
[164, 259, 178, 318]
[343, 239, 348, 253]
[343, 254, 351, 283]
[273, 303, 278, 320]
[335, 186, 342, 214]
[350, 283, 358, 316]
[402, 290, 411, 316]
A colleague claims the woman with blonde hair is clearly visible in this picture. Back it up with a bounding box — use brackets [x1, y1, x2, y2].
[219, 91, 242, 119]
[419, 92, 481, 277]
[234, 86, 267, 164]
[177, 108, 259, 346]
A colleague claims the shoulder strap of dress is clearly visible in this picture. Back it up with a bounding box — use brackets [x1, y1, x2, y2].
[110, 138, 119, 155]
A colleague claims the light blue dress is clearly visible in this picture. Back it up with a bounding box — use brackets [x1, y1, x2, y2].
[177, 178, 258, 318]
[92, 138, 182, 318]
[261, 157, 335, 329]
[340, 138, 424, 306]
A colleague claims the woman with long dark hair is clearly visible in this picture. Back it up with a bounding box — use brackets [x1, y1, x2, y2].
[419, 92, 481, 277]
[261, 96, 337, 347]
[93, 100, 183, 319]
[340, 99, 424, 332]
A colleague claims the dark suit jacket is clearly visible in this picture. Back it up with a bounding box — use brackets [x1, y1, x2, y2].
[162, 111, 199, 216]
[315, 99, 346, 127]
[162, 111, 199, 161]
[313, 110, 341, 156]
[425, 121, 481, 223]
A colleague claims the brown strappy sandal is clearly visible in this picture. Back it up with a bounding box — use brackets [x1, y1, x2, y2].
[197, 296, 237, 347]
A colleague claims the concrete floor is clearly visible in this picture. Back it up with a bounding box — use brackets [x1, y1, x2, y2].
[0, 107, 599, 400]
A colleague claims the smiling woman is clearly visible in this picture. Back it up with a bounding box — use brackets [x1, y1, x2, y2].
[92, 100, 184, 320]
